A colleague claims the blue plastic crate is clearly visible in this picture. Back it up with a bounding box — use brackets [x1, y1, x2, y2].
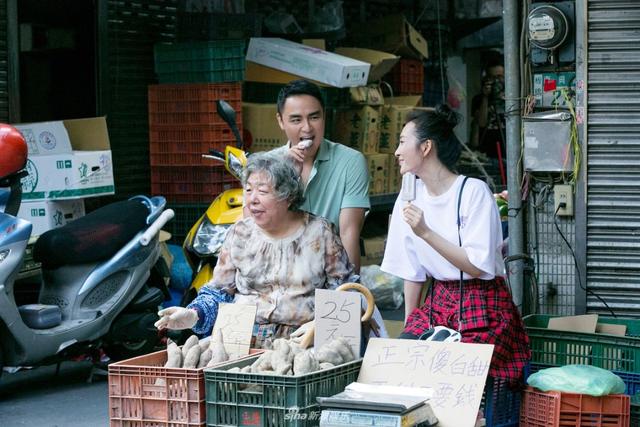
[482, 376, 521, 427]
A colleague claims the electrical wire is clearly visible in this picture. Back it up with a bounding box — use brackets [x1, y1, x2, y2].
[553, 203, 617, 318]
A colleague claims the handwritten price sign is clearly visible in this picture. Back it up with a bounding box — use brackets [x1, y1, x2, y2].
[314, 288, 361, 357]
[358, 338, 494, 427]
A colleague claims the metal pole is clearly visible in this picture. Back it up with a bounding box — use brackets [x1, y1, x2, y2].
[503, 0, 524, 308]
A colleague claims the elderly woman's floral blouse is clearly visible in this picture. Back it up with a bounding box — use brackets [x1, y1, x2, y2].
[206, 213, 356, 326]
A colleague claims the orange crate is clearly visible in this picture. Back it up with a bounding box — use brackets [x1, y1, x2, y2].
[148, 83, 242, 127]
[149, 124, 237, 166]
[150, 165, 235, 184]
[148, 83, 242, 103]
[108, 348, 263, 427]
[388, 58, 424, 95]
[151, 180, 232, 203]
[520, 386, 630, 427]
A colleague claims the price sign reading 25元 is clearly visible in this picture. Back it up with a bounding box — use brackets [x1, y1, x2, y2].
[314, 288, 361, 357]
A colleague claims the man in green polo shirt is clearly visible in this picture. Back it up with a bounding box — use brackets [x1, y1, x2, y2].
[273, 79, 370, 272]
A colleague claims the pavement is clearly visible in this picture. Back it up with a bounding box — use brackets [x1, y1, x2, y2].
[0, 361, 109, 426]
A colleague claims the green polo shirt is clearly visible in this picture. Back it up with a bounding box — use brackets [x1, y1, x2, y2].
[274, 139, 370, 231]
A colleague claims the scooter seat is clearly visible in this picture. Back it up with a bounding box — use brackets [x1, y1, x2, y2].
[33, 200, 149, 269]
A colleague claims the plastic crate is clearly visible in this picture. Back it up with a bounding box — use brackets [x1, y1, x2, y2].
[483, 376, 521, 427]
[109, 349, 263, 427]
[155, 41, 246, 84]
[151, 165, 235, 185]
[149, 125, 236, 167]
[175, 0, 261, 41]
[387, 59, 424, 95]
[148, 82, 243, 129]
[523, 314, 640, 373]
[519, 387, 630, 427]
[204, 356, 362, 427]
[530, 362, 640, 406]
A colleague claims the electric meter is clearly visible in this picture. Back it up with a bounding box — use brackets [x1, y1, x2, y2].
[528, 4, 569, 51]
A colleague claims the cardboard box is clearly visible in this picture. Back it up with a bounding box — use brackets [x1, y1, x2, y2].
[15, 121, 73, 155]
[353, 15, 429, 60]
[349, 85, 384, 106]
[379, 105, 432, 154]
[365, 153, 390, 195]
[361, 235, 386, 266]
[246, 38, 370, 88]
[245, 61, 322, 85]
[334, 48, 400, 83]
[533, 71, 576, 108]
[17, 199, 85, 236]
[387, 154, 400, 193]
[242, 103, 287, 152]
[386, 95, 423, 106]
[19, 117, 115, 201]
[334, 106, 380, 154]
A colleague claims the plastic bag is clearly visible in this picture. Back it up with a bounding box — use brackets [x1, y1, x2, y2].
[360, 265, 404, 310]
[527, 364, 626, 396]
[308, 0, 344, 33]
[168, 244, 193, 291]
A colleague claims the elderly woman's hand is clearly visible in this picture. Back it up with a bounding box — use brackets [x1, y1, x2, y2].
[402, 203, 431, 240]
[154, 306, 199, 330]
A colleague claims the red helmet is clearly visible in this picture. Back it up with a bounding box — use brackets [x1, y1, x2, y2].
[0, 124, 28, 180]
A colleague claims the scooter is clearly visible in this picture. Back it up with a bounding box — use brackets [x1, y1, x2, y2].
[181, 100, 246, 306]
[0, 124, 175, 373]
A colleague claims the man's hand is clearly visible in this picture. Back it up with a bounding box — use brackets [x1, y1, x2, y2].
[154, 306, 199, 330]
[286, 143, 307, 175]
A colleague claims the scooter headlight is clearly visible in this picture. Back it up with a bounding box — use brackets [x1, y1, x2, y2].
[192, 217, 231, 257]
[228, 152, 244, 179]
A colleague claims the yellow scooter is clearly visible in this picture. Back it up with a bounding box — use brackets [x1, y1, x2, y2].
[181, 100, 247, 306]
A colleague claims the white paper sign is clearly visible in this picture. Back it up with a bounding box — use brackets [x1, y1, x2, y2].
[212, 303, 256, 359]
[314, 288, 361, 356]
[358, 338, 494, 427]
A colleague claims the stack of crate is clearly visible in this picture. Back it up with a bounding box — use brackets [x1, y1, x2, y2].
[150, 33, 247, 243]
[386, 59, 425, 96]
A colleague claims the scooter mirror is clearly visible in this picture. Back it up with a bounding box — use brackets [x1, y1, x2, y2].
[216, 100, 244, 149]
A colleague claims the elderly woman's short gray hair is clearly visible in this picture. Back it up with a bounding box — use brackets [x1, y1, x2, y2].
[242, 152, 305, 210]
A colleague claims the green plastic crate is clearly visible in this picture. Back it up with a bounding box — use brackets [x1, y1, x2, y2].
[155, 41, 246, 83]
[523, 314, 640, 373]
[204, 356, 361, 427]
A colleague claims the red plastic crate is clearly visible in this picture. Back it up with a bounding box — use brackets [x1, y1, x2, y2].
[388, 58, 424, 95]
[149, 124, 237, 166]
[109, 348, 263, 427]
[520, 387, 630, 427]
[148, 83, 242, 127]
[148, 83, 242, 103]
[150, 165, 235, 184]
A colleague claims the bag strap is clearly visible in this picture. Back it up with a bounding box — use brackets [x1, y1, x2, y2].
[457, 176, 469, 327]
[428, 176, 469, 328]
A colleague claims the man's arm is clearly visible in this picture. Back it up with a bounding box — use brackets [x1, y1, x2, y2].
[338, 207, 366, 273]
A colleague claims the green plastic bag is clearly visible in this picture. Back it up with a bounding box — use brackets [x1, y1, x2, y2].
[527, 364, 626, 396]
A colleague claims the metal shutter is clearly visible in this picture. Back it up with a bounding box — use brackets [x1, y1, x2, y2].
[586, 1, 640, 316]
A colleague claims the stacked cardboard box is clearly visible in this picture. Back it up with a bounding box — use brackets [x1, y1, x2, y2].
[14, 117, 115, 236]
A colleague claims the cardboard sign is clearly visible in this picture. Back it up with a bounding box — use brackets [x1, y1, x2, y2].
[315, 289, 361, 357]
[548, 314, 598, 333]
[212, 303, 256, 359]
[358, 338, 494, 427]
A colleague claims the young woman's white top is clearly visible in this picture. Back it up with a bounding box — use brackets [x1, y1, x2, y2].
[381, 175, 505, 282]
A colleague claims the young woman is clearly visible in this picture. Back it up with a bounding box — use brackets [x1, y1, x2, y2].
[381, 105, 530, 383]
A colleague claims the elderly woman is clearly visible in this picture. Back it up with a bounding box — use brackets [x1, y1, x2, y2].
[155, 152, 357, 347]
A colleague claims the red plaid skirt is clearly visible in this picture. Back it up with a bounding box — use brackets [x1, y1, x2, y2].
[403, 276, 531, 383]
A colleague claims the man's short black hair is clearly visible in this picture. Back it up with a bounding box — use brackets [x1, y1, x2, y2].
[276, 79, 325, 115]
